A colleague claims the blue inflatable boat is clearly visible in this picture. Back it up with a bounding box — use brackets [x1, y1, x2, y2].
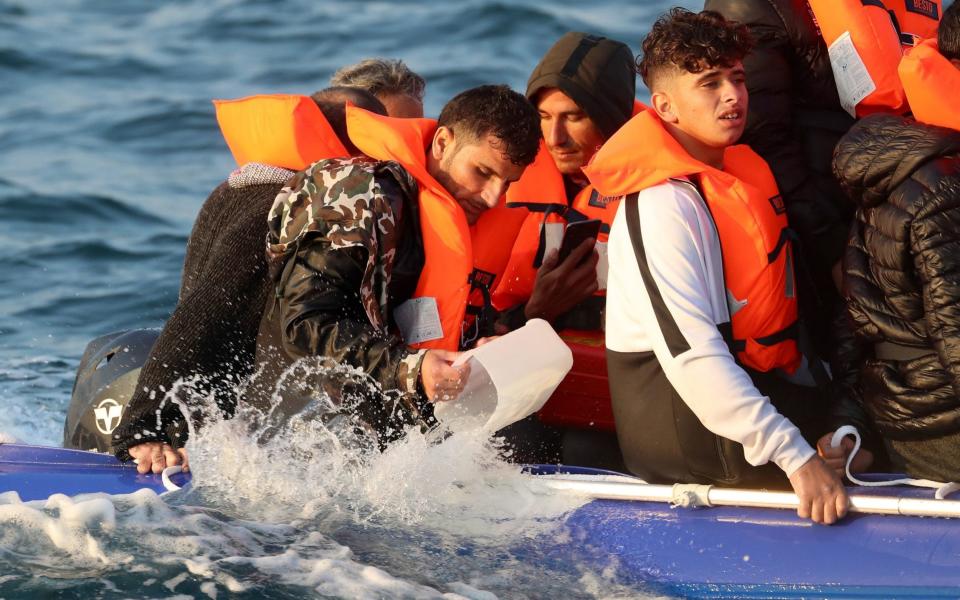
[3, 443, 959, 597]
[0, 443, 188, 501]
[532, 466, 960, 598]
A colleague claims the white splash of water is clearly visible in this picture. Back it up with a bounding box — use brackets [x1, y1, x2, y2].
[177, 357, 587, 538]
[0, 357, 657, 598]
[0, 487, 467, 598]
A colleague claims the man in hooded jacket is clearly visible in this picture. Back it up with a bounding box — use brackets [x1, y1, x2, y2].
[490, 32, 636, 466]
[494, 31, 637, 333]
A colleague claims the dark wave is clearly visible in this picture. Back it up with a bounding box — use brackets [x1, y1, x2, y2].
[25, 239, 174, 263]
[12, 288, 176, 332]
[144, 232, 189, 248]
[434, 2, 564, 41]
[0, 47, 38, 71]
[58, 53, 166, 80]
[0, 175, 24, 193]
[0, 2, 26, 32]
[0, 1, 26, 17]
[0, 191, 170, 228]
[98, 103, 221, 153]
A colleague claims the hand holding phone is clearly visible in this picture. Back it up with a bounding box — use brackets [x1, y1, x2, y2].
[525, 218, 602, 322]
[557, 219, 601, 264]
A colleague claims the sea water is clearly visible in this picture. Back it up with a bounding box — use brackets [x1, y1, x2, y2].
[0, 361, 660, 598]
[0, 0, 700, 597]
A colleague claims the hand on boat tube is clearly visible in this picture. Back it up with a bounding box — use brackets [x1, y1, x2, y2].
[128, 442, 189, 475]
[420, 349, 470, 403]
[524, 240, 599, 323]
[788, 455, 849, 525]
[816, 431, 874, 477]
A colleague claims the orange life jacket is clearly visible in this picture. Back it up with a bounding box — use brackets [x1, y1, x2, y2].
[491, 142, 617, 310]
[584, 109, 801, 373]
[344, 106, 524, 350]
[807, 0, 907, 116]
[491, 100, 648, 310]
[890, 0, 941, 47]
[899, 39, 960, 131]
[213, 94, 349, 170]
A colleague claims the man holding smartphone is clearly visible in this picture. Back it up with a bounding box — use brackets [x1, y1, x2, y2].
[488, 32, 636, 465]
[491, 32, 637, 333]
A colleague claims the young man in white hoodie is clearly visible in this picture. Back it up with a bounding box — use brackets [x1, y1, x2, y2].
[585, 8, 848, 525]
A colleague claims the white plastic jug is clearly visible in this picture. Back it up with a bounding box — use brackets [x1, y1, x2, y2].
[433, 318, 573, 433]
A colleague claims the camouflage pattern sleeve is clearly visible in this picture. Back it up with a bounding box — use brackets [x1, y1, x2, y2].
[396, 348, 428, 395]
[266, 157, 407, 331]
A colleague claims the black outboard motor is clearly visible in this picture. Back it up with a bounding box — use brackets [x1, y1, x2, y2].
[64, 329, 159, 453]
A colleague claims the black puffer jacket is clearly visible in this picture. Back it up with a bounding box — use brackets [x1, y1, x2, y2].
[706, 0, 871, 445]
[705, 0, 855, 277]
[835, 114, 960, 440]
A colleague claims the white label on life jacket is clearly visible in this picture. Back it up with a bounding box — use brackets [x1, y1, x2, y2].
[828, 31, 877, 117]
[394, 297, 443, 345]
[595, 240, 609, 290]
[542, 221, 564, 258]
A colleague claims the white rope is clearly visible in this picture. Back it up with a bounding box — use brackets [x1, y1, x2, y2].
[831, 425, 959, 500]
[160, 465, 183, 492]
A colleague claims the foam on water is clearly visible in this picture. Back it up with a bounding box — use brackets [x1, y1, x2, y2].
[1, 1, 706, 595]
[181, 358, 588, 536]
[0, 359, 660, 598]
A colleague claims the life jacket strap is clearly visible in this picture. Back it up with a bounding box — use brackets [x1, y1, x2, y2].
[730, 320, 799, 353]
[883, 6, 917, 46]
[766, 227, 797, 263]
[505, 201, 567, 213]
[462, 268, 497, 347]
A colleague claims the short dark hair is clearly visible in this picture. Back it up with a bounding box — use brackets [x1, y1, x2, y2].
[940, 1, 960, 61]
[638, 8, 753, 90]
[310, 86, 387, 156]
[436, 84, 540, 166]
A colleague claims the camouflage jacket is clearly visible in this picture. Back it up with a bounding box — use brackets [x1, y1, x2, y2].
[258, 157, 433, 441]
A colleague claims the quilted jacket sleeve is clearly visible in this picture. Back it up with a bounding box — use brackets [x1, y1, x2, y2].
[913, 168, 960, 399]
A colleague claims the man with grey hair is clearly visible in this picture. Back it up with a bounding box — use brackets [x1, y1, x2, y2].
[331, 58, 426, 118]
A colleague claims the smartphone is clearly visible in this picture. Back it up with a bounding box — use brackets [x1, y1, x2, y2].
[557, 218, 601, 263]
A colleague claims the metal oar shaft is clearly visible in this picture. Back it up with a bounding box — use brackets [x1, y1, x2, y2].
[538, 478, 960, 518]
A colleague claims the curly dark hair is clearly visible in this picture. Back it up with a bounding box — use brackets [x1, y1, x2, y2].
[437, 84, 540, 167]
[638, 8, 753, 90]
[940, 1, 960, 61]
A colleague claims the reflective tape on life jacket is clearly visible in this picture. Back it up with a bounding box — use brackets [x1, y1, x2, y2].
[213, 94, 349, 170]
[345, 106, 523, 350]
[899, 39, 960, 131]
[584, 109, 801, 373]
[890, 0, 941, 47]
[808, 0, 907, 116]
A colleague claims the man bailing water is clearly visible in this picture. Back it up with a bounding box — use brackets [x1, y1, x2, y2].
[126, 85, 542, 472]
